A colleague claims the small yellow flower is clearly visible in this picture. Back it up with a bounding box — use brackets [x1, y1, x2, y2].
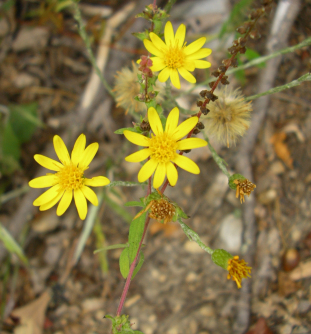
[124, 107, 207, 189]
[143, 21, 212, 89]
[29, 134, 110, 220]
[204, 87, 252, 147]
[227, 255, 252, 288]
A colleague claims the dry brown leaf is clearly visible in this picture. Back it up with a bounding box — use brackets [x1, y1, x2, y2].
[10, 289, 51, 334]
[278, 271, 300, 297]
[246, 317, 273, 334]
[289, 260, 311, 280]
[270, 132, 293, 169]
[149, 221, 179, 237]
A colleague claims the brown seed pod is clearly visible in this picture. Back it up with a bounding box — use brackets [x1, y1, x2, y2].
[212, 70, 220, 77]
[200, 107, 209, 115]
[282, 248, 300, 272]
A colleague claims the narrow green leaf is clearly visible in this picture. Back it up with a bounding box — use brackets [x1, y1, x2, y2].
[124, 201, 144, 207]
[119, 247, 130, 279]
[132, 251, 144, 279]
[128, 212, 147, 263]
[0, 223, 28, 265]
[114, 127, 141, 135]
[106, 181, 147, 188]
[2, 122, 20, 160]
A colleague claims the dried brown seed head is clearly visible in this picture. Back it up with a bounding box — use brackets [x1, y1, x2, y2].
[233, 178, 256, 203]
[149, 198, 175, 224]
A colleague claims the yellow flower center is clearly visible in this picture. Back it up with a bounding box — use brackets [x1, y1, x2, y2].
[57, 164, 84, 190]
[164, 46, 185, 69]
[149, 133, 177, 164]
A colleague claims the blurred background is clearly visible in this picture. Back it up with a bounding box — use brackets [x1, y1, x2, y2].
[0, 0, 310, 333]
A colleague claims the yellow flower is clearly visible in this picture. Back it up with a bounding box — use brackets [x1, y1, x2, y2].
[124, 107, 207, 189]
[29, 134, 110, 220]
[143, 21, 212, 89]
[227, 255, 252, 288]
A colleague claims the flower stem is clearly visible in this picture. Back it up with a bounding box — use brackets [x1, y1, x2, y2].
[116, 216, 151, 316]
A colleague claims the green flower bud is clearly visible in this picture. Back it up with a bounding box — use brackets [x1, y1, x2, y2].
[211, 249, 233, 270]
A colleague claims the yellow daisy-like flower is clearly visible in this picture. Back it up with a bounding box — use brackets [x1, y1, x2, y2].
[29, 134, 110, 220]
[124, 107, 207, 189]
[227, 255, 252, 289]
[143, 21, 212, 89]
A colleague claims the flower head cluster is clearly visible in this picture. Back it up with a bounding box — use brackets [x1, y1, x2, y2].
[29, 134, 110, 220]
[227, 255, 252, 288]
[113, 62, 163, 114]
[143, 21, 212, 89]
[124, 107, 207, 189]
[204, 87, 252, 147]
[149, 198, 175, 224]
[233, 178, 256, 203]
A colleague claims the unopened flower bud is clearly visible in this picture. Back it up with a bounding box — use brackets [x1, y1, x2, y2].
[212, 70, 220, 77]
[200, 90, 208, 98]
[200, 107, 210, 115]
[209, 81, 216, 88]
[196, 101, 203, 107]
[197, 122, 205, 130]
[218, 65, 226, 72]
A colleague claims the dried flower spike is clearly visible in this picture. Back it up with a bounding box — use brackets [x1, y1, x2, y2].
[233, 178, 256, 203]
[227, 255, 252, 288]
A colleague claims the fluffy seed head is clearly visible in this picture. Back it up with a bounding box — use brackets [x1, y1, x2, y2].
[113, 62, 163, 114]
[204, 87, 252, 147]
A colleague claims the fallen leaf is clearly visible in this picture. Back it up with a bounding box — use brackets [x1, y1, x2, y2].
[278, 271, 300, 297]
[289, 260, 311, 280]
[10, 289, 51, 334]
[149, 221, 179, 237]
[246, 317, 273, 334]
[270, 132, 293, 169]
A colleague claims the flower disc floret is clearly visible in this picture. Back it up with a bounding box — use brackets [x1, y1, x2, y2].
[227, 255, 252, 289]
[149, 133, 178, 164]
[124, 107, 208, 189]
[141, 21, 212, 89]
[29, 134, 110, 220]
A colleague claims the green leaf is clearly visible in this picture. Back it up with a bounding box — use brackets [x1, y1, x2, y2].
[9, 103, 43, 143]
[128, 212, 147, 263]
[2, 122, 20, 160]
[132, 251, 144, 279]
[132, 31, 149, 41]
[228, 173, 245, 190]
[0, 223, 28, 265]
[114, 127, 142, 135]
[107, 181, 148, 188]
[119, 247, 130, 279]
[125, 201, 144, 207]
[2, 0, 15, 12]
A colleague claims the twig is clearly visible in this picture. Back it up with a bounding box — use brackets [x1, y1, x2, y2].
[245, 72, 311, 101]
[233, 1, 301, 333]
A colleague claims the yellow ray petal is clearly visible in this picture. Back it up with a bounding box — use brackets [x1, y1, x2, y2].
[186, 48, 212, 60]
[166, 162, 178, 186]
[178, 67, 196, 84]
[194, 60, 211, 69]
[124, 130, 150, 147]
[79, 142, 98, 169]
[57, 189, 73, 216]
[153, 163, 166, 189]
[177, 138, 207, 150]
[29, 175, 58, 188]
[165, 107, 179, 135]
[74, 188, 87, 220]
[138, 159, 158, 182]
[184, 37, 206, 55]
[53, 135, 70, 165]
[150, 57, 166, 72]
[148, 107, 163, 136]
[143, 39, 164, 57]
[171, 116, 198, 141]
[81, 185, 98, 206]
[84, 176, 110, 187]
[33, 184, 61, 206]
[149, 32, 168, 51]
[184, 61, 195, 72]
[158, 67, 170, 82]
[172, 154, 200, 174]
[164, 21, 174, 46]
[125, 148, 151, 162]
[34, 154, 63, 171]
[39, 191, 63, 211]
[71, 134, 86, 167]
[170, 68, 180, 89]
[175, 24, 186, 48]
